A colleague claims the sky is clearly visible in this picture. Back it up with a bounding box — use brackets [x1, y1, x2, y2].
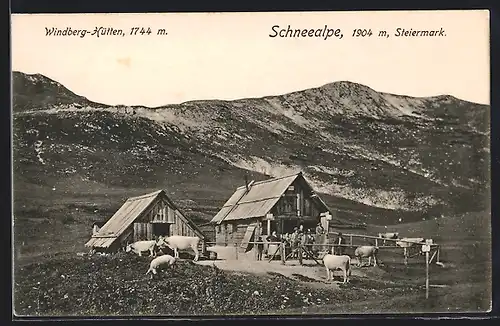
[11, 10, 490, 107]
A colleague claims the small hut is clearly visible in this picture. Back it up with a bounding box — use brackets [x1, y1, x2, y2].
[85, 190, 206, 253]
[209, 172, 348, 253]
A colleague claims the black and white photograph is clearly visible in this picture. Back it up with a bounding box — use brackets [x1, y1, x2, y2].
[11, 10, 491, 316]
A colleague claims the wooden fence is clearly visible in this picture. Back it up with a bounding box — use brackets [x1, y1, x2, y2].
[204, 232, 443, 267]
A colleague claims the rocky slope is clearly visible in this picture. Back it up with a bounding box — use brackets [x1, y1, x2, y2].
[12, 71, 490, 226]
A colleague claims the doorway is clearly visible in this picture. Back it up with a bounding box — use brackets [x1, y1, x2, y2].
[152, 223, 170, 238]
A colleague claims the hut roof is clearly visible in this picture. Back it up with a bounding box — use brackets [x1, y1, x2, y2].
[85, 189, 205, 249]
[210, 172, 332, 224]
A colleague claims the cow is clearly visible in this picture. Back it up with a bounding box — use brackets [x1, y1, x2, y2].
[396, 237, 425, 248]
[145, 254, 176, 279]
[378, 232, 399, 245]
[125, 240, 158, 257]
[322, 254, 351, 284]
[354, 245, 379, 267]
[156, 235, 200, 262]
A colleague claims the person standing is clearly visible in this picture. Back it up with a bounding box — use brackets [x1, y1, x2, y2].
[315, 223, 325, 235]
[305, 229, 315, 254]
[266, 231, 280, 259]
[266, 231, 279, 243]
[256, 236, 264, 261]
[334, 232, 345, 255]
[290, 228, 299, 259]
[282, 233, 291, 257]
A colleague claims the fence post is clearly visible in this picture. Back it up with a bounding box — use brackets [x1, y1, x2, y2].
[235, 243, 238, 260]
[425, 250, 430, 299]
[298, 245, 303, 265]
[403, 247, 408, 266]
[281, 243, 285, 265]
[254, 241, 257, 261]
[350, 235, 353, 246]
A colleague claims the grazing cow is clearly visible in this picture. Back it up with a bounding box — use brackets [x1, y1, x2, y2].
[322, 254, 351, 284]
[145, 254, 176, 279]
[378, 232, 399, 245]
[354, 245, 379, 267]
[125, 240, 158, 257]
[157, 235, 200, 262]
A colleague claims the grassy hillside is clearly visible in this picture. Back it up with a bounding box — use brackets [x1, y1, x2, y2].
[12, 72, 96, 112]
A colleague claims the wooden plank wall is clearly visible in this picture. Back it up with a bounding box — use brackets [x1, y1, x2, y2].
[146, 199, 169, 223]
[213, 218, 261, 247]
[132, 197, 202, 240]
[169, 209, 198, 238]
[233, 223, 248, 245]
[240, 224, 257, 249]
[272, 180, 324, 219]
[133, 222, 152, 241]
[215, 224, 227, 245]
[167, 205, 175, 223]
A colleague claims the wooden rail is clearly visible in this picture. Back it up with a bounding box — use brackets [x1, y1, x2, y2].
[90, 235, 117, 238]
[204, 235, 442, 267]
[327, 232, 438, 246]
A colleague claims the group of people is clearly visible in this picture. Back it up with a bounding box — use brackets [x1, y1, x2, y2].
[254, 223, 347, 260]
[255, 222, 332, 260]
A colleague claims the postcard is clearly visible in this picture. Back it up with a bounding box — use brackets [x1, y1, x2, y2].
[11, 10, 491, 317]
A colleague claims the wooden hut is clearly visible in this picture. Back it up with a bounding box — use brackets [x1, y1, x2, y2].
[209, 172, 348, 253]
[85, 190, 206, 253]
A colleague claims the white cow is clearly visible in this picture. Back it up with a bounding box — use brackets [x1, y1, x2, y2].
[157, 235, 200, 262]
[354, 245, 379, 267]
[125, 240, 158, 257]
[378, 232, 399, 245]
[396, 237, 425, 248]
[322, 254, 351, 284]
[145, 254, 176, 279]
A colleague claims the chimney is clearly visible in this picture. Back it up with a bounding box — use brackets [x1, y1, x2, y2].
[244, 173, 249, 191]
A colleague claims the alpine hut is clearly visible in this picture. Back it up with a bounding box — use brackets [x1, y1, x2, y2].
[209, 172, 342, 253]
[85, 190, 206, 253]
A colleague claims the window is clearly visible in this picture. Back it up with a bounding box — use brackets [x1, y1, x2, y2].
[280, 195, 295, 213]
[304, 198, 311, 216]
[228, 223, 234, 234]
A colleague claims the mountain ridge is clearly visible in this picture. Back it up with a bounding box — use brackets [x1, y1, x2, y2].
[12, 71, 488, 109]
[12, 70, 491, 226]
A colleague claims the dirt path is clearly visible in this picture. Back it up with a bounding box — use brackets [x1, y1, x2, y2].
[195, 259, 375, 290]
